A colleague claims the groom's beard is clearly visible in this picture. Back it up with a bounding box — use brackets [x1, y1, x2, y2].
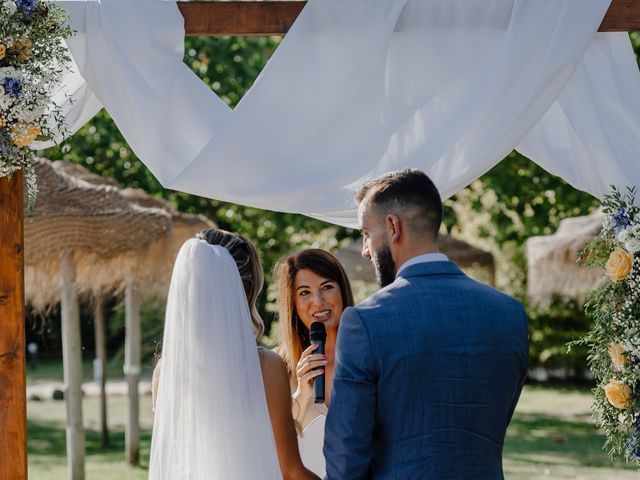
[372, 242, 396, 288]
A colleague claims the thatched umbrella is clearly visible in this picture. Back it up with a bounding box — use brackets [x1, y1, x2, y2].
[25, 159, 172, 308]
[53, 160, 118, 187]
[119, 187, 216, 299]
[23, 158, 172, 474]
[526, 210, 605, 306]
[335, 234, 496, 285]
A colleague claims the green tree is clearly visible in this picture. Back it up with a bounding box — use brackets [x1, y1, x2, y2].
[461, 152, 599, 247]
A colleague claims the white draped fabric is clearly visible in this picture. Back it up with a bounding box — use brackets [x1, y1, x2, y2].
[42, 0, 640, 227]
[518, 32, 640, 200]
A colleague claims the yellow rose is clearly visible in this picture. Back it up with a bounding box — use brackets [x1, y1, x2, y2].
[11, 122, 40, 148]
[605, 247, 634, 282]
[604, 380, 632, 409]
[608, 342, 628, 371]
[0, 44, 6, 61]
[12, 37, 32, 62]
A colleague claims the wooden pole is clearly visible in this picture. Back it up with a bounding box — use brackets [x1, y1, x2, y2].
[93, 296, 109, 448]
[0, 173, 27, 480]
[124, 282, 141, 466]
[60, 253, 85, 480]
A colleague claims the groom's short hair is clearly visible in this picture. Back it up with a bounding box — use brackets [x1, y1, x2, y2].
[356, 169, 443, 240]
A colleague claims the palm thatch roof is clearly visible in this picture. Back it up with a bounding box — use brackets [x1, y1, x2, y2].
[526, 210, 605, 306]
[24, 158, 215, 309]
[120, 187, 216, 299]
[335, 234, 495, 284]
[53, 160, 118, 187]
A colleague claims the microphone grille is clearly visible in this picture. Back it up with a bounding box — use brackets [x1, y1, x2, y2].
[309, 321, 326, 340]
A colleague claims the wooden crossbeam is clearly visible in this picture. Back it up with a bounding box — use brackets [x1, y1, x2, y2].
[178, 0, 640, 36]
[600, 0, 640, 32]
[179, 0, 305, 36]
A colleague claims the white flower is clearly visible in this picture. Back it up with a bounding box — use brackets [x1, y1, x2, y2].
[625, 238, 640, 253]
[0, 67, 21, 81]
[2, 0, 17, 15]
[632, 225, 640, 237]
[0, 92, 13, 110]
[19, 105, 46, 124]
[618, 228, 632, 243]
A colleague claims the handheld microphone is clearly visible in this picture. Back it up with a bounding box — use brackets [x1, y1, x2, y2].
[309, 322, 327, 404]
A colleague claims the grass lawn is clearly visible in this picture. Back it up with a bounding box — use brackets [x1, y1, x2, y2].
[28, 394, 153, 480]
[503, 386, 638, 479]
[27, 384, 640, 479]
[26, 358, 153, 384]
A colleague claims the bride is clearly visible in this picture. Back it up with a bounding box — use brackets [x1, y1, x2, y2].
[149, 229, 319, 479]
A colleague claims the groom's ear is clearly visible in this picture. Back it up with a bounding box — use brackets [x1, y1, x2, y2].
[385, 214, 402, 244]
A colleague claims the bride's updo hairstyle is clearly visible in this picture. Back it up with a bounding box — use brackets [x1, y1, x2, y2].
[196, 228, 265, 340]
[274, 249, 354, 373]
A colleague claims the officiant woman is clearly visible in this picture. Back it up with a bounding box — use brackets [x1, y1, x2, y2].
[274, 249, 354, 431]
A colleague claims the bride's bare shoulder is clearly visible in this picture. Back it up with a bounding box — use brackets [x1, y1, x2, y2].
[258, 347, 289, 384]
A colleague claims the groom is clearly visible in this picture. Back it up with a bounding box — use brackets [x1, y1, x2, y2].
[324, 169, 528, 479]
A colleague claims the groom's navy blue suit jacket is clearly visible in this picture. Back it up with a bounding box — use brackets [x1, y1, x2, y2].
[324, 261, 528, 479]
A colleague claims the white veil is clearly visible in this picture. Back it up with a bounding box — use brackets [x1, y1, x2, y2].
[149, 239, 281, 479]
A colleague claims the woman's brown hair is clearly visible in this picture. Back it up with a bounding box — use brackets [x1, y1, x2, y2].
[274, 249, 354, 372]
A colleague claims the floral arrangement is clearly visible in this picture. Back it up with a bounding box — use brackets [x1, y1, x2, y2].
[576, 186, 640, 463]
[0, 0, 73, 206]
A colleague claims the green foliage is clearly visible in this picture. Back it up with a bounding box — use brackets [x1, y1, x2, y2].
[527, 298, 591, 374]
[580, 239, 614, 270]
[107, 299, 164, 365]
[632, 32, 640, 67]
[456, 151, 599, 246]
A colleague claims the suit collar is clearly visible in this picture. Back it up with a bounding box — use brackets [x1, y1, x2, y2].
[396, 260, 463, 279]
[396, 253, 449, 276]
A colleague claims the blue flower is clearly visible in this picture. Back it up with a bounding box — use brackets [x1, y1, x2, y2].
[2, 77, 22, 99]
[611, 207, 632, 232]
[17, 0, 37, 13]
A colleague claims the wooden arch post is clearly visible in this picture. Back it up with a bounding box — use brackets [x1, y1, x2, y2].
[0, 1, 639, 479]
[0, 172, 27, 480]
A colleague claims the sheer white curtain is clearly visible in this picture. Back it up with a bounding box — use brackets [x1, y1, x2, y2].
[149, 239, 281, 479]
[517, 32, 640, 200]
[44, 0, 640, 227]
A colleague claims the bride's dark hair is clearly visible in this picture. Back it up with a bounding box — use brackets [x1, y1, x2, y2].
[196, 228, 265, 340]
